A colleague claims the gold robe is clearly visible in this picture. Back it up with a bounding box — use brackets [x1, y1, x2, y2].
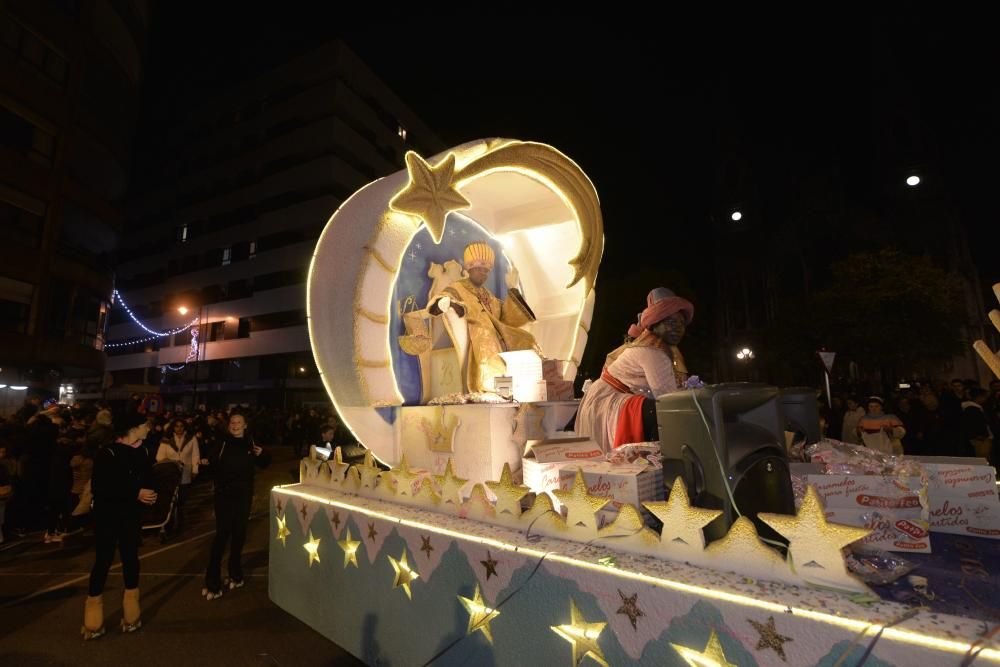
[438, 279, 538, 393]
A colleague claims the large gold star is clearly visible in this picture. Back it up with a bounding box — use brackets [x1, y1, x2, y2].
[598, 502, 660, 547]
[389, 151, 471, 243]
[388, 454, 422, 497]
[703, 516, 787, 571]
[303, 530, 321, 567]
[434, 458, 468, 505]
[357, 450, 382, 490]
[553, 468, 610, 531]
[550, 598, 609, 667]
[671, 630, 737, 667]
[458, 584, 500, 644]
[485, 463, 530, 517]
[329, 447, 350, 483]
[387, 549, 420, 599]
[275, 513, 290, 546]
[758, 484, 871, 579]
[413, 477, 441, 505]
[643, 477, 722, 550]
[338, 527, 361, 569]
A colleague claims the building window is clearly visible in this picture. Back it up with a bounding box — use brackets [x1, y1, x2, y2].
[0, 194, 44, 249]
[1, 15, 69, 85]
[221, 246, 231, 266]
[209, 321, 225, 341]
[176, 223, 189, 243]
[0, 275, 33, 334]
[249, 240, 257, 259]
[0, 103, 57, 166]
[397, 124, 408, 142]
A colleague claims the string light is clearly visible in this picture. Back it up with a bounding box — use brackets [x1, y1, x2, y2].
[105, 289, 197, 349]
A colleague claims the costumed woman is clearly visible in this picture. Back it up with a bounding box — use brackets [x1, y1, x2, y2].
[576, 288, 693, 451]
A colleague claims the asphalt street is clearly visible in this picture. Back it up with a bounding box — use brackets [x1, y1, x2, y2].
[0, 448, 363, 667]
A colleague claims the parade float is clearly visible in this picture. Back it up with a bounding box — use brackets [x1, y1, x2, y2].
[268, 139, 1000, 666]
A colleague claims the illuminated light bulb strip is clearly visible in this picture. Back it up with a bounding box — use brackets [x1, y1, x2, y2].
[111, 289, 195, 337]
[106, 289, 197, 348]
[186, 325, 199, 363]
[272, 486, 1000, 662]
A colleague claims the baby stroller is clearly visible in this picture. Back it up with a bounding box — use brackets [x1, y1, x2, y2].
[142, 462, 181, 544]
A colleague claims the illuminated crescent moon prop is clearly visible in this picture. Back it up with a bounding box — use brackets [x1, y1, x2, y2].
[307, 139, 603, 464]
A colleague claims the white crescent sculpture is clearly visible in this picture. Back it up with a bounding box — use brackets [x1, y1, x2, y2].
[307, 139, 603, 465]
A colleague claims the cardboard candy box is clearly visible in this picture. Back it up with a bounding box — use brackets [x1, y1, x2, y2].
[797, 471, 931, 553]
[557, 461, 665, 526]
[923, 462, 1000, 539]
[522, 438, 604, 494]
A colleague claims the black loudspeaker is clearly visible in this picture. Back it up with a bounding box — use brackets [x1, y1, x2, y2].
[656, 383, 795, 543]
[778, 387, 822, 445]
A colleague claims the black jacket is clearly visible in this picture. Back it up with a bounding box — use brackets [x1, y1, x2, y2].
[211, 434, 270, 496]
[92, 442, 153, 513]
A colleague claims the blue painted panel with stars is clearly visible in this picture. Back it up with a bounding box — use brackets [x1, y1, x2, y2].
[268, 492, 914, 667]
[390, 213, 510, 405]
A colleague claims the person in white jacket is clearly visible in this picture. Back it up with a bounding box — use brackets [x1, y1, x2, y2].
[841, 397, 866, 445]
[156, 420, 200, 529]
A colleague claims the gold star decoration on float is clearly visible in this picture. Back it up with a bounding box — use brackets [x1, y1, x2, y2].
[420, 535, 434, 559]
[758, 485, 871, 576]
[703, 516, 787, 571]
[598, 502, 660, 547]
[485, 463, 530, 517]
[414, 477, 441, 504]
[458, 584, 500, 644]
[329, 447, 350, 483]
[338, 527, 361, 569]
[303, 531, 321, 567]
[389, 151, 471, 243]
[642, 477, 722, 550]
[550, 598, 609, 667]
[357, 450, 382, 490]
[553, 468, 610, 531]
[387, 550, 420, 599]
[616, 590, 644, 631]
[388, 454, 422, 497]
[275, 514, 290, 547]
[671, 630, 737, 667]
[747, 615, 793, 661]
[480, 551, 498, 580]
[435, 458, 468, 505]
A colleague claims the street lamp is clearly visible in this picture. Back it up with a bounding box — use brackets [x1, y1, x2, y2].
[906, 175, 920, 187]
[731, 210, 743, 222]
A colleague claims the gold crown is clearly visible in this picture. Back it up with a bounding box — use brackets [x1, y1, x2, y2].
[463, 242, 495, 270]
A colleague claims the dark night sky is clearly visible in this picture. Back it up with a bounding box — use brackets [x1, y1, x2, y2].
[136, 9, 999, 373]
